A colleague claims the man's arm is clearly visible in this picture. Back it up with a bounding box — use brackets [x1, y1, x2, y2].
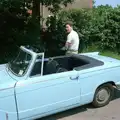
[65, 34, 72, 50]
[65, 42, 71, 50]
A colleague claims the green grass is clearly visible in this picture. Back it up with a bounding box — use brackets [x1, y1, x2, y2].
[100, 51, 120, 60]
[82, 45, 120, 60]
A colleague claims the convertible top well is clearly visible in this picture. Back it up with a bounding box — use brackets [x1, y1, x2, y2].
[30, 52, 104, 76]
[50, 54, 104, 71]
[72, 55, 104, 71]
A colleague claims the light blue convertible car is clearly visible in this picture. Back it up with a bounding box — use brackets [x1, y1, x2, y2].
[0, 46, 120, 120]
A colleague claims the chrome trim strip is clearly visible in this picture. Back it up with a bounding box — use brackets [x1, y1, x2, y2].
[0, 87, 14, 91]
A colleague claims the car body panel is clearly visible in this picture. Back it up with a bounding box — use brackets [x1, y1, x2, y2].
[78, 66, 120, 105]
[0, 64, 16, 94]
[15, 70, 80, 119]
[0, 64, 18, 120]
[0, 90, 18, 120]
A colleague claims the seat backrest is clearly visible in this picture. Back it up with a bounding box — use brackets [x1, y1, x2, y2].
[44, 59, 59, 75]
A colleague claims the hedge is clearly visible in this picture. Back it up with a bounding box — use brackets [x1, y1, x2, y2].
[44, 5, 120, 55]
[0, 5, 120, 63]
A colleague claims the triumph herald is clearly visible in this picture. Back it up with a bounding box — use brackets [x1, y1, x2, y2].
[0, 46, 120, 120]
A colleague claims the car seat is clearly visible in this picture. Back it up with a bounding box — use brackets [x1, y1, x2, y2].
[44, 59, 59, 75]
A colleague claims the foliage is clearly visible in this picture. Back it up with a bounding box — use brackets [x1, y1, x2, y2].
[40, 0, 74, 14]
[45, 5, 120, 55]
[0, 0, 120, 63]
[57, 8, 92, 51]
[41, 16, 67, 56]
[0, 0, 74, 63]
[0, 0, 28, 63]
[82, 44, 120, 60]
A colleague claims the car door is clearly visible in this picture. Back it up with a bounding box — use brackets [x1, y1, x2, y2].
[15, 55, 80, 120]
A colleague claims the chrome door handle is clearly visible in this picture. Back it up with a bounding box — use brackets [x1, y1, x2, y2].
[70, 76, 79, 80]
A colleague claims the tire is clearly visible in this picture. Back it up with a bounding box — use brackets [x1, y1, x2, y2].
[92, 83, 114, 108]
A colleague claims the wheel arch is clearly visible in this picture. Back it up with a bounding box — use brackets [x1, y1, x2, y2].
[92, 81, 115, 107]
[97, 81, 116, 89]
[92, 81, 116, 101]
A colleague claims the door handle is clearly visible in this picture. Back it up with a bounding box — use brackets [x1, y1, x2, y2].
[70, 76, 79, 80]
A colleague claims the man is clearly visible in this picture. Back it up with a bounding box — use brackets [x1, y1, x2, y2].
[62, 21, 80, 55]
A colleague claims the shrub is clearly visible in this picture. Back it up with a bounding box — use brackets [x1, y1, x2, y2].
[45, 5, 120, 54]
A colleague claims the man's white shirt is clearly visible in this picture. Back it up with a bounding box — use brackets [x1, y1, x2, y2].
[66, 30, 79, 51]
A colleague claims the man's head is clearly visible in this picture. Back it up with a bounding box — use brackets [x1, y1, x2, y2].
[65, 21, 73, 33]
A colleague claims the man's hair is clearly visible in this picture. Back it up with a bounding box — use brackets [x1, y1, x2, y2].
[65, 21, 73, 27]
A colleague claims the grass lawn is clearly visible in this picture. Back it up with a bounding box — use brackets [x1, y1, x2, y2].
[100, 51, 120, 60]
[82, 45, 120, 60]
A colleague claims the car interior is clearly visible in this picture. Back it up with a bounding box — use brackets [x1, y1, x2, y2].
[30, 55, 89, 76]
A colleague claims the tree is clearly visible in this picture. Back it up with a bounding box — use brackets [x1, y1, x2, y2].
[28, 0, 75, 54]
[41, 0, 74, 14]
[0, 0, 75, 62]
[25, 0, 75, 44]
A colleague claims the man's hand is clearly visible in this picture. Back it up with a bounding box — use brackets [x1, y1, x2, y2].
[61, 42, 71, 51]
[61, 46, 67, 51]
[65, 42, 71, 50]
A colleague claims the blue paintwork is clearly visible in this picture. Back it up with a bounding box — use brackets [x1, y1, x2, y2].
[0, 46, 120, 120]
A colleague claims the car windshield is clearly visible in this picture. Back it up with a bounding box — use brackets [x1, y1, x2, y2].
[8, 49, 32, 76]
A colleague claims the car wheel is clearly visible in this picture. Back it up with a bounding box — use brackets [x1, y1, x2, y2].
[92, 83, 114, 108]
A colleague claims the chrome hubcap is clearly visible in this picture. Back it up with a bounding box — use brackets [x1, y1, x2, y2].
[96, 88, 110, 104]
